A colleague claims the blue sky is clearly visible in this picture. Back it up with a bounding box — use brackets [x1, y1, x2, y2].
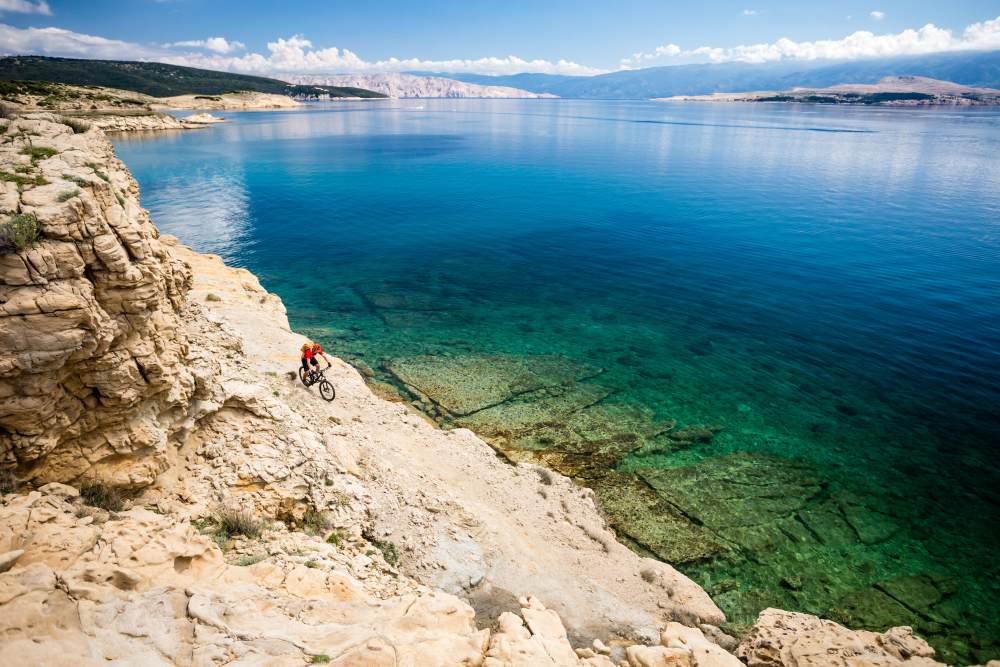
[0, 0, 998, 75]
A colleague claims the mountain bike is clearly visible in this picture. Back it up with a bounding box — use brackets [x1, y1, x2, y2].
[299, 364, 336, 401]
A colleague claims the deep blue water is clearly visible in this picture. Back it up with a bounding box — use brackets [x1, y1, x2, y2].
[114, 100, 1000, 661]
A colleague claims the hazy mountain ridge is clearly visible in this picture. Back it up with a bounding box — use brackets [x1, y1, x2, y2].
[428, 50, 1000, 99]
[283, 72, 557, 98]
[662, 76, 1000, 105]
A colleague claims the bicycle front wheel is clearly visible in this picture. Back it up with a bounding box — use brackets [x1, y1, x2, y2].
[319, 380, 336, 402]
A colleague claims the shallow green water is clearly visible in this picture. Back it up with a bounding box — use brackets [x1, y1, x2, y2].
[115, 100, 1000, 662]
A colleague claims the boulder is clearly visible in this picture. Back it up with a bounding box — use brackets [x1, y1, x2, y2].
[736, 608, 946, 666]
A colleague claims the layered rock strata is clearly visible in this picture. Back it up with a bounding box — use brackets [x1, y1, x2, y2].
[0, 112, 196, 487]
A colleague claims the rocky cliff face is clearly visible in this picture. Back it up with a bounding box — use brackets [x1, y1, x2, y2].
[0, 113, 199, 489]
[286, 73, 558, 99]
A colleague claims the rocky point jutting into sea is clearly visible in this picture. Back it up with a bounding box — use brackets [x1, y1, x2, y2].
[0, 112, 980, 666]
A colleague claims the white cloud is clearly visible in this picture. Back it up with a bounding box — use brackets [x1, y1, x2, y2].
[871, 11, 886, 21]
[743, 9, 759, 16]
[3, 15, 1000, 78]
[622, 14, 1000, 66]
[177, 35, 605, 75]
[0, 0, 50, 15]
[166, 37, 245, 54]
[621, 43, 681, 68]
[0, 25, 603, 76]
[0, 24, 160, 59]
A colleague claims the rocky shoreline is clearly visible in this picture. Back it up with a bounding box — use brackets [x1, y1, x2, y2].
[1, 83, 295, 135]
[0, 113, 971, 665]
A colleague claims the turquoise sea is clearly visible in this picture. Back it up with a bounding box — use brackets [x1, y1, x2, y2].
[114, 100, 1000, 663]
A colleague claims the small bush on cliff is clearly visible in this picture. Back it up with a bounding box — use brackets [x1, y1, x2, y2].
[236, 554, 266, 566]
[85, 163, 110, 182]
[80, 482, 124, 512]
[212, 505, 264, 539]
[62, 173, 89, 187]
[362, 528, 400, 567]
[20, 145, 58, 162]
[57, 189, 79, 203]
[0, 171, 48, 187]
[0, 213, 39, 253]
[301, 508, 331, 536]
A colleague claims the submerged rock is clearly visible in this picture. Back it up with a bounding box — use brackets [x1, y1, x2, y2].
[386, 353, 600, 416]
[592, 472, 726, 564]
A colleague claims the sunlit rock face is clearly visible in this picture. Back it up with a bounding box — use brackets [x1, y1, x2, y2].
[0, 114, 198, 489]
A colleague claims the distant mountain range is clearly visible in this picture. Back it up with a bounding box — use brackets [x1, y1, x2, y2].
[426, 50, 1000, 99]
[0, 56, 385, 99]
[663, 76, 1000, 106]
[3, 51, 999, 102]
[283, 73, 555, 99]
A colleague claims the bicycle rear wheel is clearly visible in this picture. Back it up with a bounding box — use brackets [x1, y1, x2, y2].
[298, 367, 309, 386]
[319, 379, 336, 401]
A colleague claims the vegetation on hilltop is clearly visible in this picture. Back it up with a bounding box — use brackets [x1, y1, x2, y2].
[0, 56, 386, 99]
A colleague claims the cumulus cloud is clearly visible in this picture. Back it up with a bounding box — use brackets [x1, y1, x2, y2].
[0, 24, 160, 59]
[166, 37, 245, 54]
[0, 25, 602, 76]
[173, 35, 604, 75]
[622, 14, 1000, 66]
[870, 11, 886, 21]
[0, 0, 50, 15]
[621, 43, 682, 68]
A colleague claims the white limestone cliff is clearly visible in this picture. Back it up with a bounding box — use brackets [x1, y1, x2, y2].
[285, 72, 557, 99]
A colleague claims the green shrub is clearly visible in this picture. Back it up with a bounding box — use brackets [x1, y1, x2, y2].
[236, 554, 266, 566]
[0, 171, 48, 187]
[79, 481, 124, 512]
[0, 213, 39, 253]
[20, 145, 57, 162]
[85, 163, 110, 182]
[57, 189, 79, 202]
[62, 173, 89, 187]
[311, 655, 331, 664]
[212, 505, 264, 539]
[325, 531, 342, 546]
[363, 533, 399, 566]
[301, 508, 330, 536]
[376, 540, 399, 566]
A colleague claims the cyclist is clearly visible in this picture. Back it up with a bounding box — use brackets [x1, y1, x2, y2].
[300, 341, 331, 384]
